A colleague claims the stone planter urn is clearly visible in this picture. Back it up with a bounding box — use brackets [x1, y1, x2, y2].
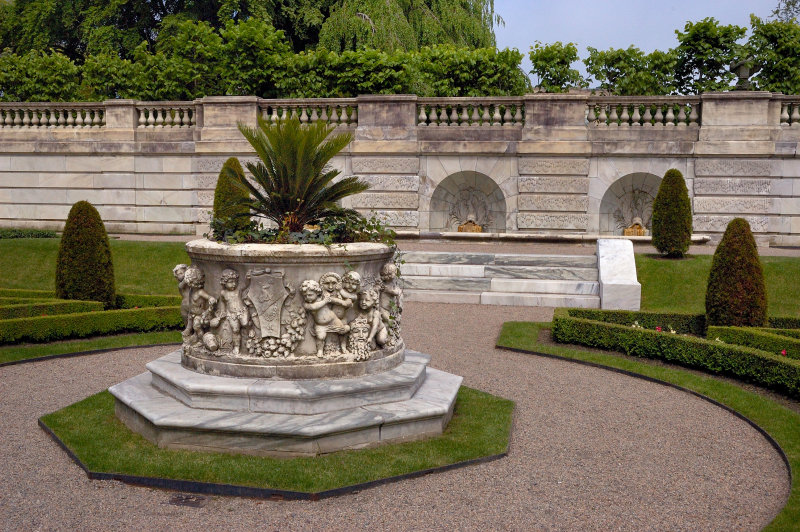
[110, 239, 462, 456]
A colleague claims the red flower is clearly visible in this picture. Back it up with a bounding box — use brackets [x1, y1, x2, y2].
[781, 349, 787, 356]
[655, 326, 662, 332]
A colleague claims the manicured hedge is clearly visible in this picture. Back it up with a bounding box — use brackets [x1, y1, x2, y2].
[552, 308, 800, 399]
[0, 300, 103, 320]
[0, 228, 57, 239]
[709, 326, 800, 360]
[565, 308, 706, 335]
[768, 316, 800, 329]
[0, 297, 49, 305]
[0, 306, 182, 344]
[761, 328, 800, 340]
[115, 294, 181, 309]
[0, 289, 55, 299]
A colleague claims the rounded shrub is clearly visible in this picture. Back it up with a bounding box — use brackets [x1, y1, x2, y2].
[213, 157, 251, 232]
[705, 218, 767, 327]
[651, 168, 692, 257]
[55, 201, 116, 309]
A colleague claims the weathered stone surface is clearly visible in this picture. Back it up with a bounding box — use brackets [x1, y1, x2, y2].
[694, 197, 773, 214]
[350, 192, 419, 209]
[517, 213, 589, 230]
[597, 239, 641, 311]
[694, 159, 772, 176]
[518, 194, 588, 212]
[518, 176, 590, 194]
[367, 210, 419, 227]
[352, 157, 419, 174]
[694, 215, 769, 232]
[694, 178, 772, 195]
[355, 174, 420, 191]
[518, 158, 589, 175]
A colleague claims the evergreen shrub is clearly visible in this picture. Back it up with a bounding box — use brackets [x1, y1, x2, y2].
[212, 158, 251, 233]
[651, 168, 692, 257]
[55, 201, 116, 309]
[705, 218, 767, 327]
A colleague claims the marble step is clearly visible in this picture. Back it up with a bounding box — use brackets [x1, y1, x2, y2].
[400, 251, 596, 268]
[110, 355, 463, 457]
[484, 265, 598, 281]
[488, 279, 599, 295]
[404, 289, 600, 308]
[147, 350, 429, 415]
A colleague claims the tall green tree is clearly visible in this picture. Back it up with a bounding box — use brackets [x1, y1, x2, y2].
[749, 15, 800, 93]
[584, 46, 676, 95]
[673, 18, 745, 94]
[772, 0, 800, 22]
[528, 41, 587, 93]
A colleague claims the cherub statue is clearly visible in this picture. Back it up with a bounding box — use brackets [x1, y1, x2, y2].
[379, 262, 403, 341]
[340, 271, 361, 318]
[300, 279, 350, 358]
[319, 271, 352, 320]
[173, 264, 191, 326]
[357, 288, 388, 348]
[215, 269, 249, 356]
[183, 265, 216, 344]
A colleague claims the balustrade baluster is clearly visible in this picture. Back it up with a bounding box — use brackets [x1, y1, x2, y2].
[21, 109, 30, 127]
[513, 105, 523, 126]
[418, 106, 427, 126]
[448, 106, 458, 126]
[781, 104, 791, 125]
[66, 110, 75, 127]
[58, 109, 67, 126]
[320, 106, 329, 123]
[502, 105, 512, 126]
[329, 106, 339, 124]
[640, 105, 652, 127]
[631, 105, 641, 126]
[587, 105, 597, 125]
[653, 106, 664, 127]
[597, 106, 608, 126]
[619, 106, 630, 127]
[428, 107, 438, 127]
[299, 107, 309, 123]
[47, 109, 56, 127]
[676, 105, 687, 128]
[688, 105, 698, 126]
[341, 106, 351, 125]
[665, 105, 676, 127]
[492, 105, 501, 125]
[608, 106, 619, 127]
[791, 104, 800, 127]
[145, 108, 154, 127]
[460, 105, 469, 126]
[156, 109, 166, 127]
[471, 105, 480, 127]
[137, 109, 146, 128]
[310, 107, 320, 122]
[31, 110, 41, 127]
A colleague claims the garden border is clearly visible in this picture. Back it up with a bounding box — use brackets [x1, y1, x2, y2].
[0, 342, 181, 368]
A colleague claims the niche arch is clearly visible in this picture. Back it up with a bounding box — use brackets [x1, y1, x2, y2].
[599, 172, 662, 234]
[429, 171, 507, 232]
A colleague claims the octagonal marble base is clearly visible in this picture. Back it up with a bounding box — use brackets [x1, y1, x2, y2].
[109, 350, 462, 457]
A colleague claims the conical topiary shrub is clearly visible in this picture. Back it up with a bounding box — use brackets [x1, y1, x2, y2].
[55, 201, 116, 308]
[705, 218, 767, 327]
[651, 168, 692, 258]
[212, 157, 251, 233]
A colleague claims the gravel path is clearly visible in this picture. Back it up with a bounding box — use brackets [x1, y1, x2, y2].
[0, 303, 790, 531]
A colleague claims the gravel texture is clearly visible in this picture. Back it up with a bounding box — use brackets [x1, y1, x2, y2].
[0, 302, 790, 531]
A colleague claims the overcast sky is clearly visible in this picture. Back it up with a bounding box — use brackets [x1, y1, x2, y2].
[494, 0, 778, 83]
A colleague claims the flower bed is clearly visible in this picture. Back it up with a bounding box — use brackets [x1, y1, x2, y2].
[551, 308, 800, 399]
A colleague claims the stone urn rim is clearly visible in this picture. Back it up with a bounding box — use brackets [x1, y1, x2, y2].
[186, 238, 393, 261]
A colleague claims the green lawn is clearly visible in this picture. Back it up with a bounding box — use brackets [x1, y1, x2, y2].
[0, 239, 188, 294]
[497, 321, 800, 532]
[41, 386, 513, 494]
[636, 254, 800, 316]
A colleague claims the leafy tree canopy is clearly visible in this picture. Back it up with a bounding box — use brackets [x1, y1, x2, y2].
[673, 17, 746, 94]
[584, 46, 677, 95]
[528, 41, 587, 93]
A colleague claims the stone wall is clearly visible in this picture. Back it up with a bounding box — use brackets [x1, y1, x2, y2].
[1, 92, 799, 244]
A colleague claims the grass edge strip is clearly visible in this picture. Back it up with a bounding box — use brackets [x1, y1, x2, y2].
[0, 342, 181, 368]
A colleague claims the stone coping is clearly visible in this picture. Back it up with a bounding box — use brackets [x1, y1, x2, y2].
[395, 231, 712, 244]
[185, 239, 394, 261]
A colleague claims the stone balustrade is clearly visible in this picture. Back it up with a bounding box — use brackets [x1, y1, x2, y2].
[779, 96, 800, 127]
[0, 92, 799, 246]
[587, 96, 701, 127]
[417, 97, 524, 127]
[136, 103, 196, 128]
[0, 103, 105, 128]
[258, 98, 358, 127]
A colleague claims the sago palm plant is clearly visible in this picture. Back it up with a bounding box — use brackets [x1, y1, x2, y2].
[223, 116, 368, 238]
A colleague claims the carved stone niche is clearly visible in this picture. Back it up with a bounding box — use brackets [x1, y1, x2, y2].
[430, 171, 506, 233]
[599, 172, 662, 235]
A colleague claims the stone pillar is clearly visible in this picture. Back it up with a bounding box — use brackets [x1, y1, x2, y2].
[197, 96, 260, 142]
[355, 94, 418, 142]
[103, 99, 137, 135]
[697, 91, 775, 154]
[522, 93, 589, 142]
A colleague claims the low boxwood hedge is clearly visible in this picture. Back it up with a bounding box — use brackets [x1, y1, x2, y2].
[552, 308, 800, 399]
[0, 289, 180, 309]
[0, 288, 54, 299]
[0, 300, 103, 320]
[709, 326, 800, 360]
[0, 306, 182, 344]
[761, 328, 800, 340]
[565, 308, 707, 335]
